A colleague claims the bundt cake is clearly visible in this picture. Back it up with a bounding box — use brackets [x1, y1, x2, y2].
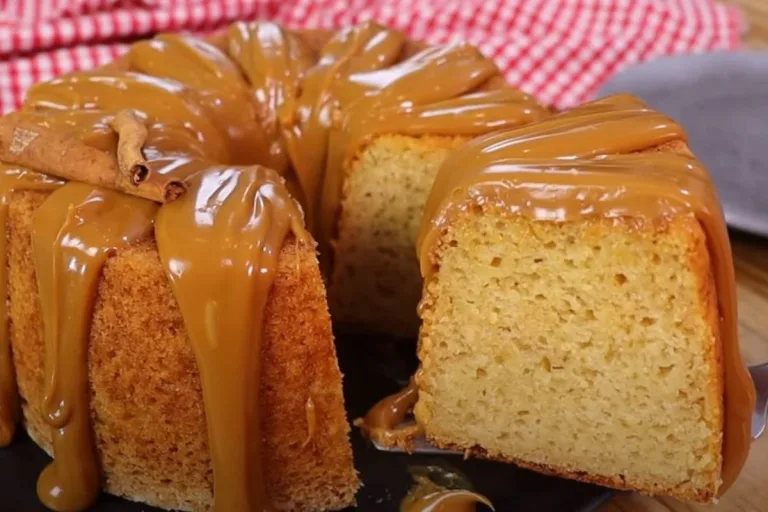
[410, 95, 756, 502]
[0, 19, 550, 512]
[0, 15, 755, 511]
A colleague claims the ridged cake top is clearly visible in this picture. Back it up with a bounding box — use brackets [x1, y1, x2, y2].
[0, 21, 547, 512]
[418, 93, 756, 496]
[22, 22, 548, 259]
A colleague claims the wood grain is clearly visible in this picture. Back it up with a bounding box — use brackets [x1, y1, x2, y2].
[600, 5, 768, 510]
[732, 0, 768, 48]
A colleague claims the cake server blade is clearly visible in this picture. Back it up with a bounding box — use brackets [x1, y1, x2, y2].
[371, 436, 461, 455]
[749, 361, 768, 440]
[372, 362, 768, 455]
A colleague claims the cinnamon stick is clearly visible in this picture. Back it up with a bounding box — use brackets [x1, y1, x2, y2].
[109, 109, 149, 185]
[0, 112, 185, 203]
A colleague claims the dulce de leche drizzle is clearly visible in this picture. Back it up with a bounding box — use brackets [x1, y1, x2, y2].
[19, 21, 549, 263]
[402, 489, 493, 512]
[155, 166, 308, 512]
[126, 33, 272, 165]
[226, 22, 315, 176]
[357, 379, 419, 439]
[24, 70, 231, 163]
[264, 21, 406, 233]
[401, 473, 493, 512]
[418, 94, 756, 495]
[32, 183, 157, 511]
[0, 165, 64, 447]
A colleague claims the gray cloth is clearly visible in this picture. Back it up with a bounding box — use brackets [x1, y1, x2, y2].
[596, 51, 768, 237]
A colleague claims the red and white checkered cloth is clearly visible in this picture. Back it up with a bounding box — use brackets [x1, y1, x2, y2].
[0, 0, 745, 113]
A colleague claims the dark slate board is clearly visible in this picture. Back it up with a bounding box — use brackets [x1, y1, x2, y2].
[0, 336, 612, 511]
[596, 51, 768, 238]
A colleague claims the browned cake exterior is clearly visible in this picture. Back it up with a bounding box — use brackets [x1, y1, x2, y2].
[8, 190, 359, 511]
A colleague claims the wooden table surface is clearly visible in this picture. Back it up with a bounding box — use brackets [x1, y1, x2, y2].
[601, 2, 767, 510]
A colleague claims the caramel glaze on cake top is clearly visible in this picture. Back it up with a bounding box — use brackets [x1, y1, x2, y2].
[417, 94, 756, 495]
[23, 23, 548, 266]
[0, 20, 547, 512]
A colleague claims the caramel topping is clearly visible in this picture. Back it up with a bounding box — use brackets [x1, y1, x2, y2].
[418, 94, 756, 495]
[33, 183, 157, 511]
[402, 489, 493, 512]
[227, 22, 315, 176]
[127, 33, 271, 165]
[20, 23, 547, 262]
[322, 45, 549, 259]
[401, 474, 493, 512]
[303, 395, 317, 448]
[359, 380, 418, 433]
[155, 166, 308, 512]
[24, 71, 230, 163]
[0, 165, 64, 447]
[280, 22, 405, 233]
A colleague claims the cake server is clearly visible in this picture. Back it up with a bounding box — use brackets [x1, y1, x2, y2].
[372, 362, 768, 455]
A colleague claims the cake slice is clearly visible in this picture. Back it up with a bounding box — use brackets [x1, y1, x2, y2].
[413, 95, 755, 502]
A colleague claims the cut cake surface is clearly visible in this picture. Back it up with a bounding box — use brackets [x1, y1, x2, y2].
[415, 211, 722, 501]
[329, 135, 467, 337]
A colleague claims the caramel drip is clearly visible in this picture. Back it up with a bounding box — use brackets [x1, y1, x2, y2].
[280, 22, 406, 232]
[227, 22, 315, 176]
[0, 165, 64, 447]
[402, 489, 493, 512]
[303, 395, 316, 448]
[33, 183, 157, 511]
[19, 23, 548, 259]
[155, 166, 308, 512]
[356, 380, 419, 440]
[401, 474, 493, 512]
[418, 95, 756, 495]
